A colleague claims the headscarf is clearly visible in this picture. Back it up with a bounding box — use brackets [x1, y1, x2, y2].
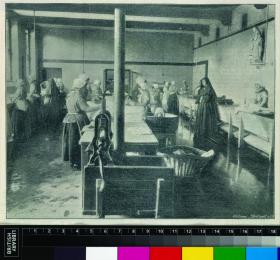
[169, 85, 177, 94]
[56, 78, 64, 91]
[255, 83, 265, 93]
[16, 78, 25, 89]
[93, 79, 101, 86]
[28, 74, 36, 83]
[72, 78, 85, 90]
[92, 79, 102, 98]
[136, 76, 146, 88]
[199, 77, 217, 98]
[153, 83, 159, 89]
[78, 73, 90, 87]
[168, 81, 176, 94]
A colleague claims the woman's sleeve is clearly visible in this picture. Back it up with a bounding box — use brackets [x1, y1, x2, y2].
[11, 89, 20, 103]
[141, 91, 150, 106]
[259, 91, 268, 107]
[194, 87, 201, 104]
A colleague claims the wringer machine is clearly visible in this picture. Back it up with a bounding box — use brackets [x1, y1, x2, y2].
[82, 9, 175, 218]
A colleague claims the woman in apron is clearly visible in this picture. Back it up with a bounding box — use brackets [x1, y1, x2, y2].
[62, 78, 100, 169]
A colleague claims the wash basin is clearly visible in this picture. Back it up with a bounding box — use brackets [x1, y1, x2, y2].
[83, 155, 174, 218]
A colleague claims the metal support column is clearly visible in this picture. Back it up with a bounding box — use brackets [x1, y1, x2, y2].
[113, 8, 125, 155]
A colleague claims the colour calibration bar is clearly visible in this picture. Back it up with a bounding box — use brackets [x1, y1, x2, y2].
[53, 247, 280, 260]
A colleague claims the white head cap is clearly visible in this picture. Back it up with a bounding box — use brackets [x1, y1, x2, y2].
[78, 73, 90, 84]
[169, 84, 177, 93]
[72, 78, 85, 90]
[17, 78, 25, 88]
[28, 74, 36, 83]
[94, 79, 101, 86]
[56, 78, 63, 86]
[136, 76, 144, 86]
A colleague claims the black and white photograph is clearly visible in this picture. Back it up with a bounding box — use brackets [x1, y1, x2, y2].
[3, 2, 278, 222]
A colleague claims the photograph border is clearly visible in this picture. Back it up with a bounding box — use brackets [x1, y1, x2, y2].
[0, 0, 279, 226]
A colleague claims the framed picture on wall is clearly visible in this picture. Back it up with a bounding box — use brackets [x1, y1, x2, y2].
[104, 69, 131, 94]
[42, 67, 62, 81]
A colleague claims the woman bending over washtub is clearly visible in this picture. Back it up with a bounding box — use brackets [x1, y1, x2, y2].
[62, 77, 101, 170]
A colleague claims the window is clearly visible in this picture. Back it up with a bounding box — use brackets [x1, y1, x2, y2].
[198, 37, 202, 47]
[241, 13, 248, 29]
[104, 69, 131, 95]
[215, 27, 220, 39]
[5, 18, 12, 81]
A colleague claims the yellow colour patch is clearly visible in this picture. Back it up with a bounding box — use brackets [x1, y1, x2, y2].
[182, 247, 213, 260]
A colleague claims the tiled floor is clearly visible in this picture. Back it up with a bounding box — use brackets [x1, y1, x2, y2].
[6, 119, 274, 219]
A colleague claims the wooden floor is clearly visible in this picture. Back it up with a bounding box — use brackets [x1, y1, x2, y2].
[6, 118, 274, 219]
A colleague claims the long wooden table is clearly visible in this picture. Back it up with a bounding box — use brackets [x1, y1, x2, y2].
[178, 95, 274, 158]
[79, 105, 159, 171]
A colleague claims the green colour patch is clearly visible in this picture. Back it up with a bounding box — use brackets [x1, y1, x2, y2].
[214, 247, 246, 260]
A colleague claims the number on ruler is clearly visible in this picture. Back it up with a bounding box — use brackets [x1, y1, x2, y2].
[199, 229, 206, 235]
[213, 229, 220, 235]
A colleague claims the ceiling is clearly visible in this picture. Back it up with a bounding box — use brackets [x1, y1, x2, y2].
[6, 4, 239, 36]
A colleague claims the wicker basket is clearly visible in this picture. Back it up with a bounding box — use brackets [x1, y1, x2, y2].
[159, 145, 215, 177]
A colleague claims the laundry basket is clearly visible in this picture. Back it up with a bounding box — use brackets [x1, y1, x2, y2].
[159, 145, 215, 177]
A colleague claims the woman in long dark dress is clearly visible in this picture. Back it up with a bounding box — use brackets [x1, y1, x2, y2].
[49, 78, 61, 129]
[62, 78, 100, 169]
[56, 78, 67, 121]
[167, 82, 179, 116]
[27, 75, 41, 134]
[40, 78, 61, 131]
[11, 79, 31, 142]
[193, 77, 220, 146]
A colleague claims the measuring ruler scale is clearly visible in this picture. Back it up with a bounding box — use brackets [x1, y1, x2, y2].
[2, 226, 280, 259]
